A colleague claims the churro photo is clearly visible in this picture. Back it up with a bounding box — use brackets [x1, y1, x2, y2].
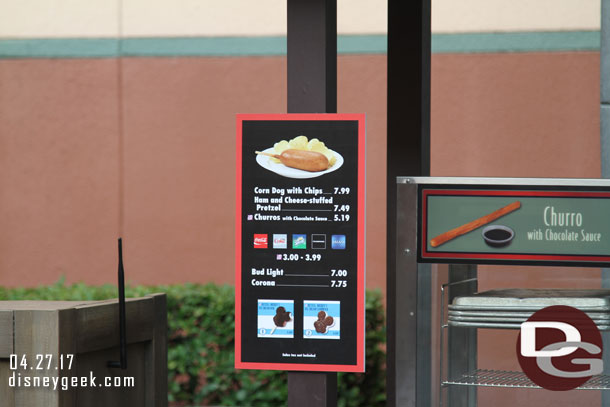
[430, 201, 521, 248]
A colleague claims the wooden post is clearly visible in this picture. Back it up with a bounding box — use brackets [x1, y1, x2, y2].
[287, 0, 338, 405]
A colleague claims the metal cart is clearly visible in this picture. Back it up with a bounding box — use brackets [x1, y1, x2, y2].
[390, 177, 610, 407]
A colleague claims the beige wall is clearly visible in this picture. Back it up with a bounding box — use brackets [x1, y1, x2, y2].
[432, 0, 600, 33]
[0, 0, 600, 38]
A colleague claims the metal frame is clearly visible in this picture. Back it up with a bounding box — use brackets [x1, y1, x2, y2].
[393, 180, 433, 407]
[399, 176, 610, 187]
[394, 176, 610, 407]
[440, 276, 478, 407]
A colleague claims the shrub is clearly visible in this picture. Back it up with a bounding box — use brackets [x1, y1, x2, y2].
[0, 279, 385, 407]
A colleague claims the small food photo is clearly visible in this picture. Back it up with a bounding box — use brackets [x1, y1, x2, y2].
[255, 135, 344, 179]
[303, 300, 340, 339]
[429, 201, 521, 249]
[257, 300, 294, 338]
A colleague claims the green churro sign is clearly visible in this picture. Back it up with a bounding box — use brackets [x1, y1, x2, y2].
[419, 188, 610, 266]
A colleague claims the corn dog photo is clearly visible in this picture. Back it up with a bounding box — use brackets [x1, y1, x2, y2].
[256, 149, 329, 172]
[430, 201, 521, 248]
[255, 135, 344, 179]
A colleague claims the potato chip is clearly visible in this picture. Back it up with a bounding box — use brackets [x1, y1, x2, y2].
[274, 140, 289, 153]
[289, 135, 308, 150]
[308, 139, 327, 153]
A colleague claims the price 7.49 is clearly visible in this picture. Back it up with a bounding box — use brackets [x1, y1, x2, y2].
[330, 280, 347, 288]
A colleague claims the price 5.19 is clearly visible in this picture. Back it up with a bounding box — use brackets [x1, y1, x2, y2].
[333, 214, 350, 222]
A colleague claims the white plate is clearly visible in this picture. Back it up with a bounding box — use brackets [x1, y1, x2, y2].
[255, 147, 344, 179]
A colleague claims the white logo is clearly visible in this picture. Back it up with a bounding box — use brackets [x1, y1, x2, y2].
[520, 321, 603, 378]
[273, 234, 287, 249]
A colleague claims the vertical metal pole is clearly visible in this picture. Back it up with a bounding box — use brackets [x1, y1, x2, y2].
[596, 1, 610, 403]
[287, 0, 337, 114]
[394, 181, 432, 407]
[446, 265, 477, 407]
[602, 1, 610, 178]
[287, 1, 337, 405]
[387, 1, 431, 406]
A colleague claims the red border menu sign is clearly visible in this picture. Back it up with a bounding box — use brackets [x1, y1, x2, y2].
[419, 186, 610, 267]
[235, 114, 365, 372]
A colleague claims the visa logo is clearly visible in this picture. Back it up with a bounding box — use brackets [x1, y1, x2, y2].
[331, 235, 346, 250]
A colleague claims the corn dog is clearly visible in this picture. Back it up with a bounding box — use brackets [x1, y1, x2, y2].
[256, 149, 330, 172]
[430, 201, 521, 247]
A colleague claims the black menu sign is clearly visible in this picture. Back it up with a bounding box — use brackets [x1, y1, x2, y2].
[235, 114, 365, 372]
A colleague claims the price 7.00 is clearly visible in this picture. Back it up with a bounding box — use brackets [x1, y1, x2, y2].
[330, 280, 347, 288]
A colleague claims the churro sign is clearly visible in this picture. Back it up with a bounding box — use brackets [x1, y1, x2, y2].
[235, 114, 366, 372]
[418, 187, 610, 266]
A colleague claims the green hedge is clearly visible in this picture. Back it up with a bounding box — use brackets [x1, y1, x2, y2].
[0, 279, 386, 407]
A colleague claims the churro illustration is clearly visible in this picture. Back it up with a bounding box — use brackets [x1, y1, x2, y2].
[430, 201, 521, 247]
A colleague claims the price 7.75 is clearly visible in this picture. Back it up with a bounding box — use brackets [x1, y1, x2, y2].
[330, 280, 347, 288]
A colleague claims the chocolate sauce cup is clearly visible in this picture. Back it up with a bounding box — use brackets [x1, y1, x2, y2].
[482, 225, 515, 248]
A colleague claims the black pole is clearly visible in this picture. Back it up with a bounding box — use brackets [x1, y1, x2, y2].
[287, 0, 337, 114]
[118, 238, 127, 369]
[386, 0, 431, 406]
[108, 237, 128, 369]
[287, 0, 337, 406]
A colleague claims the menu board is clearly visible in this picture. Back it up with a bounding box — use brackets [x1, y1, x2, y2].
[235, 114, 365, 372]
[418, 186, 610, 266]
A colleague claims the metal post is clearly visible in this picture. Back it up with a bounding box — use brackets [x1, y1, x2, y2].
[600, 2, 610, 406]
[446, 265, 477, 407]
[288, 372, 337, 407]
[287, 1, 337, 405]
[287, 0, 337, 114]
[394, 181, 433, 407]
[387, 1, 431, 407]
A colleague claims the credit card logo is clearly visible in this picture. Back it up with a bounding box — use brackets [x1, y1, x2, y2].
[311, 234, 326, 249]
[273, 234, 288, 249]
[254, 234, 268, 249]
[292, 234, 307, 249]
[331, 235, 346, 250]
